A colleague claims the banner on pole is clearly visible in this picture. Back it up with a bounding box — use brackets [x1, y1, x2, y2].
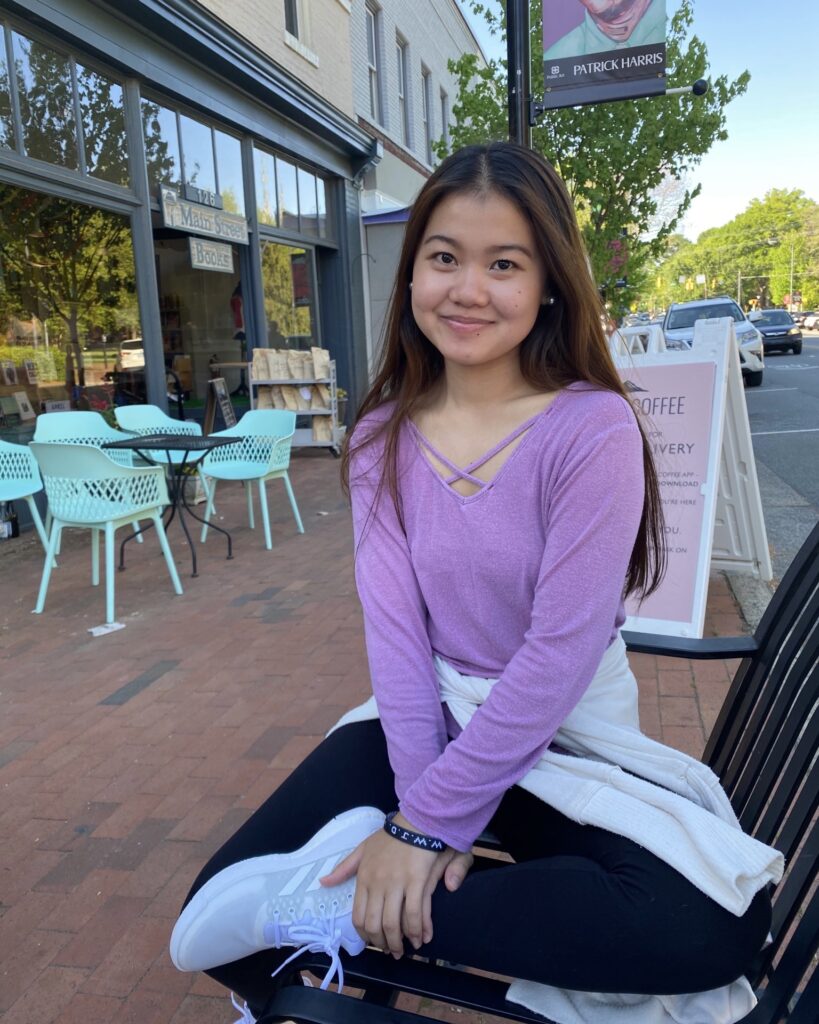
[542, 0, 666, 110]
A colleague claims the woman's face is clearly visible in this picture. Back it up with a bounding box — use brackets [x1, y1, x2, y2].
[410, 191, 548, 374]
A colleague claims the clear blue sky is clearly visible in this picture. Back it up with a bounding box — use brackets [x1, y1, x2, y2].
[457, 1, 819, 241]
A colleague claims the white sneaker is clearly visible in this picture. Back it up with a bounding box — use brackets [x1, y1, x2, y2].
[170, 806, 384, 986]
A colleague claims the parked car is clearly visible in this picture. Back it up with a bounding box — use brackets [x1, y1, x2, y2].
[791, 310, 812, 328]
[662, 296, 765, 387]
[115, 338, 145, 370]
[803, 312, 819, 331]
[753, 309, 802, 355]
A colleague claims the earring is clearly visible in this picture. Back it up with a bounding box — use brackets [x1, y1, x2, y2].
[409, 282, 413, 291]
[541, 296, 555, 306]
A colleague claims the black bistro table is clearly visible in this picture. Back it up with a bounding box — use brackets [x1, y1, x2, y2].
[103, 432, 240, 578]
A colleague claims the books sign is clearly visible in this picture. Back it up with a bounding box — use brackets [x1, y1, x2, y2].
[189, 237, 234, 274]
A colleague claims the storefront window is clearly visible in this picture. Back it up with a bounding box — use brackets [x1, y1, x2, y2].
[276, 157, 299, 232]
[76, 63, 128, 185]
[317, 178, 327, 238]
[12, 30, 78, 169]
[0, 183, 139, 437]
[261, 241, 317, 350]
[153, 235, 241, 406]
[297, 167, 318, 237]
[254, 146, 278, 226]
[142, 100, 182, 196]
[0, 49, 14, 149]
[214, 129, 245, 215]
[180, 113, 216, 194]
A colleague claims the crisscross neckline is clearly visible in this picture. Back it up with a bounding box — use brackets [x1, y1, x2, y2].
[409, 390, 567, 498]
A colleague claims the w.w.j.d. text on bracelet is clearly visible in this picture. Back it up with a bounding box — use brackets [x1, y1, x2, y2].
[383, 811, 446, 852]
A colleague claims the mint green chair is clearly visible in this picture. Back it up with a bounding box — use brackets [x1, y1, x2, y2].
[34, 411, 136, 466]
[114, 405, 214, 507]
[34, 410, 143, 547]
[0, 439, 50, 554]
[30, 442, 183, 625]
[200, 410, 304, 550]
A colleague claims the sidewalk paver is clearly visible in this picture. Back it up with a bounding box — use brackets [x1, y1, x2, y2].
[0, 451, 751, 1023]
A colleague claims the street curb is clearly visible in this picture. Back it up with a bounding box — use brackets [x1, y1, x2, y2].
[724, 570, 774, 633]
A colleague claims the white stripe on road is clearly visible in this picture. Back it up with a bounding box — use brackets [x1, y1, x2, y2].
[751, 428, 819, 436]
[746, 387, 799, 393]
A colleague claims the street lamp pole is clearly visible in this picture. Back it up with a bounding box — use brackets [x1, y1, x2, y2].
[507, 0, 531, 146]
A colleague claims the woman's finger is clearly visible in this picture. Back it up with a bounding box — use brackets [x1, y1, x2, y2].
[382, 890, 406, 959]
[444, 851, 474, 892]
[401, 882, 425, 951]
[320, 843, 364, 887]
[363, 889, 387, 952]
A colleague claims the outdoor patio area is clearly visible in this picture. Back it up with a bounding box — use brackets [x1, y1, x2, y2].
[0, 449, 748, 1024]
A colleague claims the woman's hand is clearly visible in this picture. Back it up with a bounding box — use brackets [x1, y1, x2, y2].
[320, 813, 474, 958]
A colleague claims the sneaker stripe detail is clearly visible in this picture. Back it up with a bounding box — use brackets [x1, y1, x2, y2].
[278, 862, 315, 898]
[305, 854, 344, 892]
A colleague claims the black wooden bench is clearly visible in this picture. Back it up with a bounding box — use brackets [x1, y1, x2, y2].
[259, 521, 819, 1024]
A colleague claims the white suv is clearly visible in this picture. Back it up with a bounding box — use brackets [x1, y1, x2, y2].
[663, 298, 765, 387]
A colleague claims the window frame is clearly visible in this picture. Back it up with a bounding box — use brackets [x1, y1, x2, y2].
[396, 35, 409, 147]
[365, 2, 381, 124]
[421, 67, 432, 164]
[284, 0, 300, 38]
[439, 88, 449, 151]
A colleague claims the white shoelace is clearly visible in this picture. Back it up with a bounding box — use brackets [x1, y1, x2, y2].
[266, 908, 346, 991]
[230, 992, 256, 1024]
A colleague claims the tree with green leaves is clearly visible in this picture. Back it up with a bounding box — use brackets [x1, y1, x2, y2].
[648, 189, 819, 309]
[439, 1, 749, 314]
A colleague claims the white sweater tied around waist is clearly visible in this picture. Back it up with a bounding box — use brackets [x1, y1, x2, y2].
[331, 634, 783, 1024]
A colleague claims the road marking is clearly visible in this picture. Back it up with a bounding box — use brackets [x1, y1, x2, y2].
[751, 428, 819, 436]
[746, 387, 799, 393]
[766, 365, 819, 371]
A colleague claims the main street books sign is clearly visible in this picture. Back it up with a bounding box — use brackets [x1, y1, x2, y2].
[160, 186, 249, 245]
[542, 0, 666, 109]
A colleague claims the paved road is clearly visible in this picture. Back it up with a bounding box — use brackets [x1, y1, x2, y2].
[742, 328, 819, 586]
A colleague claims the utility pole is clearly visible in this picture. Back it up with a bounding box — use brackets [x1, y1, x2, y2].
[737, 269, 742, 307]
[507, 0, 532, 146]
[789, 240, 795, 309]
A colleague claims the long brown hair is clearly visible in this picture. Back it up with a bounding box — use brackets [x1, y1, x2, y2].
[342, 141, 665, 598]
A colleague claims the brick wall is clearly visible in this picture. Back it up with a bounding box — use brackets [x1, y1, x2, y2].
[197, 0, 356, 118]
[350, 0, 485, 172]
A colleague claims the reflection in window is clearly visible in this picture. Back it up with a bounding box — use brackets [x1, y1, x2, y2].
[77, 64, 128, 185]
[214, 130, 245, 215]
[297, 168, 318, 237]
[277, 157, 299, 232]
[261, 241, 316, 349]
[0, 183, 139, 404]
[316, 178, 327, 238]
[142, 100, 181, 195]
[12, 31, 78, 168]
[179, 114, 216, 194]
[0, 49, 14, 149]
[254, 147, 278, 226]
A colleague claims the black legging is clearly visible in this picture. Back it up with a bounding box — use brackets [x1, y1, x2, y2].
[182, 720, 771, 1015]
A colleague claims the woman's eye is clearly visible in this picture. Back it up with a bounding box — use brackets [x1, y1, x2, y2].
[434, 252, 456, 265]
[493, 258, 515, 271]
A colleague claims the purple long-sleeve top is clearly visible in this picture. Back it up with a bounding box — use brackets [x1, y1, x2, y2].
[350, 382, 645, 852]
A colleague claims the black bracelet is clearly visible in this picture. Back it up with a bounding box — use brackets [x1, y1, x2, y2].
[383, 811, 446, 852]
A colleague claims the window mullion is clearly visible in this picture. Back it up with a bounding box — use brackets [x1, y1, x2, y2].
[70, 57, 87, 176]
[4, 26, 23, 156]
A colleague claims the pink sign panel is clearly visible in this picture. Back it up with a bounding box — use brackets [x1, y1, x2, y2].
[620, 361, 717, 626]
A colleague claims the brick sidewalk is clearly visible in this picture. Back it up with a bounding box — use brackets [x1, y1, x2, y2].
[0, 451, 748, 1024]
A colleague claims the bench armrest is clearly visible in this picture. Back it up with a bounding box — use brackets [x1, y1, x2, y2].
[622, 630, 758, 661]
